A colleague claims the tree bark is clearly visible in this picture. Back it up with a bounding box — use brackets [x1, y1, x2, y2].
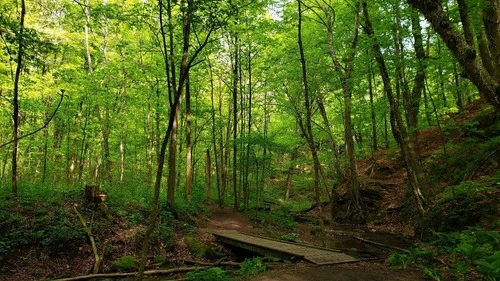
[457, 0, 475, 47]
[285, 146, 299, 201]
[231, 25, 240, 211]
[137, 0, 192, 277]
[207, 57, 222, 206]
[297, 0, 323, 219]
[205, 149, 211, 203]
[405, 11, 426, 140]
[317, 98, 343, 183]
[185, 74, 193, 201]
[318, 0, 363, 222]
[11, 0, 26, 197]
[368, 60, 377, 152]
[363, 1, 426, 214]
[407, 0, 500, 112]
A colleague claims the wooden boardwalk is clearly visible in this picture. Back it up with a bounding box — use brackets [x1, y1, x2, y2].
[212, 230, 357, 265]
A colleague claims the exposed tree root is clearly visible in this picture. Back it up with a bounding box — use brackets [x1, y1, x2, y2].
[53, 266, 209, 281]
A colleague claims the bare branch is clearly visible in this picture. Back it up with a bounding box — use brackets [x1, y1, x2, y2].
[0, 91, 65, 149]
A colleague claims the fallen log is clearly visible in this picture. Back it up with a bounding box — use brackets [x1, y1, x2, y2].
[182, 259, 241, 267]
[53, 266, 209, 281]
[351, 236, 409, 253]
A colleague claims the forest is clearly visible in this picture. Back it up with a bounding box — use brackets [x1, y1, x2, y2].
[1, 0, 499, 280]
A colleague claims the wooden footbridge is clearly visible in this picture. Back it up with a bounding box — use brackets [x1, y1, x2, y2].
[212, 230, 357, 265]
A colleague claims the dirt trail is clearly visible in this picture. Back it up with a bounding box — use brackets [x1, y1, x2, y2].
[207, 206, 427, 281]
[205, 206, 255, 233]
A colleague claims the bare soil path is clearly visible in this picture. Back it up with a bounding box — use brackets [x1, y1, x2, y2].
[206, 206, 428, 281]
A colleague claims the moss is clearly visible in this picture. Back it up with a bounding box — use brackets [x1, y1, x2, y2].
[185, 236, 219, 259]
[111, 255, 137, 272]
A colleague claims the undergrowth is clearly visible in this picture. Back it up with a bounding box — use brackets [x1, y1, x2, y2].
[185, 267, 234, 281]
[0, 198, 86, 259]
[389, 227, 500, 280]
[247, 206, 295, 231]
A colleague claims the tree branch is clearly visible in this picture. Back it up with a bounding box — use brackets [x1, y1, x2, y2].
[53, 266, 209, 281]
[0, 91, 65, 149]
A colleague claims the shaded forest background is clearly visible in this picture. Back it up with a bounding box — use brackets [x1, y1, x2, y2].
[2, 0, 496, 207]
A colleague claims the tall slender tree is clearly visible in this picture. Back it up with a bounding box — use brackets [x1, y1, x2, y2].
[11, 0, 26, 197]
[311, 0, 364, 222]
[362, 1, 426, 214]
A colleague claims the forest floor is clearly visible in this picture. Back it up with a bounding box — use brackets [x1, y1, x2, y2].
[202, 206, 427, 281]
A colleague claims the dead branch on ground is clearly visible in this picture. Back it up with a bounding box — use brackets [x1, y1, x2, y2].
[53, 266, 209, 281]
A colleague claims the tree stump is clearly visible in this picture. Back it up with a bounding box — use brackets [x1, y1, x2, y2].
[85, 184, 101, 205]
[84, 184, 113, 223]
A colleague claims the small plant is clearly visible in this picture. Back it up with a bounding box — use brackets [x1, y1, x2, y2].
[111, 255, 138, 272]
[410, 227, 500, 280]
[423, 267, 441, 281]
[185, 236, 219, 259]
[239, 257, 267, 279]
[388, 248, 434, 269]
[280, 232, 299, 242]
[185, 267, 234, 281]
[475, 251, 500, 280]
[388, 252, 412, 269]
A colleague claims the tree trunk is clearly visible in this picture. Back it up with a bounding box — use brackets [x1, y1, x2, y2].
[317, 98, 343, 183]
[137, 0, 192, 277]
[11, 0, 26, 197]
[167, 95, 181, 210]
[297, 0, 322, 218]
[457, 0, 475, 47]
[482, 0, 500, 81]
[84, 0, 93, 74]
[208, 57, 222, 206]
[285, 146, 299, 201]
[437, 40, 448, 108]
[319, 0, 363, 222]
[205, 149, 211, 203]
[244, 43, 253, 210]
[369, 60, 377, 152]
[407, 0, 500, 112]
[185, 75, 193, 201]
[453, 62, 464, 111]
[405, 11, 426, 140]
[231, 27, 239, 211]
[101, 107, 112, 185]
[363, 1, 426, 214]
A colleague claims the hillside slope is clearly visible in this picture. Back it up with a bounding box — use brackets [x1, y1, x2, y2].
[332, 100, 500, 236]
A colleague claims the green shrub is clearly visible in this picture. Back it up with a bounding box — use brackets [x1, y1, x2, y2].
[397, 227, 500, 280]
[239, 257, 267, 279]
[475, 251, 500, 280]
[111, 255, 137, 272]
[388, 248, 434, 269]
[185, 267, 234, 281]
[185, 236, 219, 259]
[280, 232, 299, 242]
[388, 252, 413, 269]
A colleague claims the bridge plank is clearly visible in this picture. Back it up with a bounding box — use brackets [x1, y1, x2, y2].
[212, 229, 357, 265]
